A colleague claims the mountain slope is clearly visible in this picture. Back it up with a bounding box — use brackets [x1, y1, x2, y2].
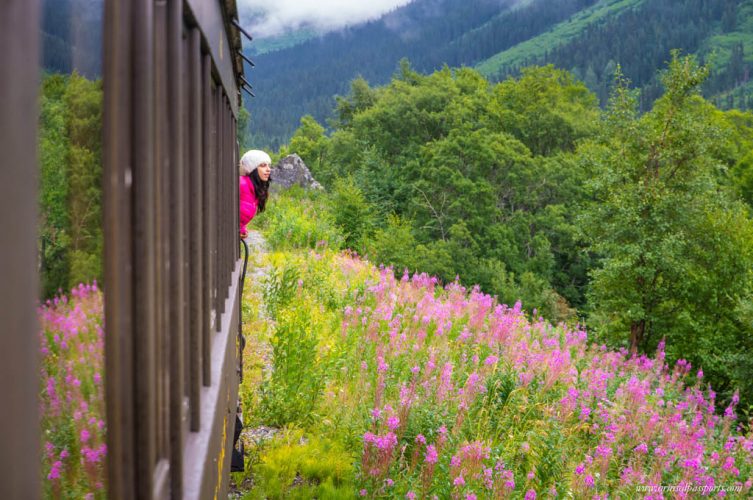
[478, 0, 752, 107]
[41, 0, 103, 78]
[245, 0, 752, 149]
[475, 0, 644, 77]
[246, 0, 600, 149]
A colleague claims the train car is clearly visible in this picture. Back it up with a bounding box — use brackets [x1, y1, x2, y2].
[1, 0, 252, 498]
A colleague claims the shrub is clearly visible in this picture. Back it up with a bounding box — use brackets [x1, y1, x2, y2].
[259, 294, 325, 427]
[257, 187, 343, 250]
[329, 177, 374, 250]
[247, 429, 356, 500]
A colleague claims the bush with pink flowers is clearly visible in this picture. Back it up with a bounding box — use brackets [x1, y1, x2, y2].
[240, 239, 753, 499]
[39, 282, 106, 499]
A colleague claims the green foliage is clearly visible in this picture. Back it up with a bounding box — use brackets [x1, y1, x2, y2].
[237, 106, 251, 150]
[256, 186, 344, 250]
[39, 74, 72, 298]
[334, 76, 378, 129]
[39, 72, 103, 298]
[265, 50, 753, 410]
[289, 64, 595, 320]
[490, 65, 599, 155]
[287, 115, 333, 185]
[259, 303, 324, 427]
[247, 430, 356, 500]
[65, 74, 103, 290]
[328, 178, 374, 249]
[262, 264, 300, 321]
[363, 215, 420, 275]
[580, 54, 753, 405]
[260, 267, 325, 426]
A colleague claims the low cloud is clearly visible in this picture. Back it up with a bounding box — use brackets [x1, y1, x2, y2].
[238, 0, 414, 38]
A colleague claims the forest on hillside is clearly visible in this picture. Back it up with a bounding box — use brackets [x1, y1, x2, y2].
[274, 54, 753, 414]
[39, 73, 103, 300]
[246, 0, 753, 149]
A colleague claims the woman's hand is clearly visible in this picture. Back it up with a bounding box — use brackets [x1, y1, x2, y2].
[240, 228, 248, 239]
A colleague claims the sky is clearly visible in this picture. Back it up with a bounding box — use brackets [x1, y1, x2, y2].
[238, 0, 414, 38]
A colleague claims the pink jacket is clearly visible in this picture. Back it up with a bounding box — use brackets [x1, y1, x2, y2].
[239, 175, 257, 235]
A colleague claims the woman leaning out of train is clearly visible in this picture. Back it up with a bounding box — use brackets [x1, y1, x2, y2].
[234, 149, 272, 472]
[239, 149, 272, 239]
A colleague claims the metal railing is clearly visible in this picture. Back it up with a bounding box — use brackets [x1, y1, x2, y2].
[0, 0, 248, 498]
[0, 1, 42, 499]
[102, 0, 245, 498]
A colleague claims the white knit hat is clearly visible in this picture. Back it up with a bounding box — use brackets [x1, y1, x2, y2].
[239, 149, 271, 176]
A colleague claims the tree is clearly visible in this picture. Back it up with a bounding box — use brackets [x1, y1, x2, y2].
[490, 65, 599, 156]
[288, 115, 330, 183]
[65, 73, 103, 289]
[580, 56, 753, 403]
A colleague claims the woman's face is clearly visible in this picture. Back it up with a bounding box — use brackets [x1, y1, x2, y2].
[256, 162, 271, 182]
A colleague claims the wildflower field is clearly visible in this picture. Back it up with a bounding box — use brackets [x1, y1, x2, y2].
[39, 283, 106, 499]
[235, 193, 753, 499]
[34, 196, 753, 499]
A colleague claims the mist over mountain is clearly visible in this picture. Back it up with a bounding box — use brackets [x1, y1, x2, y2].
[244, 0, 753, 149]
[41, 0, 104, 79]
[238, 0, 415, 38]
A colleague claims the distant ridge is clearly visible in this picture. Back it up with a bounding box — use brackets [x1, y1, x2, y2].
[244, 0, 752, 149]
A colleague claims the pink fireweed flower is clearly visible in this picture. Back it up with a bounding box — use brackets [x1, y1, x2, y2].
[377, 356, 389, 373]
[415, 434, 426, 445]
[48, 461, 62, 481]
[579, 405, 591, 420]
[387, 415, 400, 431]
[484, 355, 499, 365]
[406, 492, 416, 500]
[454, 475, 465, 487]
[595, 444, 612, 458]
[466, 494, 477, 500]
[425, 444, 438, 464]
[360, 489, 367, 496]
[524, 490, 536, 500]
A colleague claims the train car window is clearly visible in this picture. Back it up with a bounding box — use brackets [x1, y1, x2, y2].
[0, 2, 245, 497]
[37, 1, 107, 498]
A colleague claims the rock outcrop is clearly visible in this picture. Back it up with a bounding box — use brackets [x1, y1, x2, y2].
[270, 154, 323, 191]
